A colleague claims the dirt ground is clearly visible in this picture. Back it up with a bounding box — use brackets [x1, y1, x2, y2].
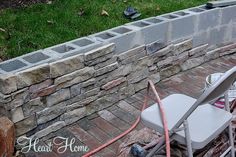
[0, 0, 51, 9]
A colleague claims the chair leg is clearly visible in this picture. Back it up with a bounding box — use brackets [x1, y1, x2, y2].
[183, 120, 193, 157]
[146, 137, 165, 157]
[225, 93, 235, 157]
[228, 125, 235, 157]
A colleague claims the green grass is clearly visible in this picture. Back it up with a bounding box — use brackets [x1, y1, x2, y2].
[0, 0, 208, 59]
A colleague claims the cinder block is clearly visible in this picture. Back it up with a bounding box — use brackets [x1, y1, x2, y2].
[21, 50, 54, 67]
[145, 17, 164, 24]
[90, 19, 169, 54]
[45, 43, 79, 59]
[111, 26, 133, 34]
[45, 42, 78, 58]
[208, 26, 228, 46]
[130, 20, 152, 28]
[196, 7, 221, 31]
[168, 11, 196, 40]
[223, 24, 233, 42]
[221, 5, 236, 24]
[45, 37, 103, 59]
[188, 8, 206, 13]
[0, 58, 29, 73]
[51, 43, 76, 53]
[71, 37, 95, 47]
[126, 18, 169, 44]
[138, 18, 169, 43]
[193, 31, 209, 47]
[232, 23, 236, 40]
[67, 37, 103, 58]
[161, 14, 179, 19]
[0, 36, 101, 75]
[94, 31, 119, 40]
[193, 25, 230, 48]
[139, 18, 169, 43]
[46, 37, 103, 58]
[0, 49, 57, 74]
[90, 28, 137, 54]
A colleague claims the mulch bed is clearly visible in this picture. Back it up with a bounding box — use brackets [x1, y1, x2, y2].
[0, 0, 51, 9]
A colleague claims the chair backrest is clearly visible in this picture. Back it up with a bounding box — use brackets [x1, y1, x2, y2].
[197, 66, 236, 105]
[173, 66, 236, 129]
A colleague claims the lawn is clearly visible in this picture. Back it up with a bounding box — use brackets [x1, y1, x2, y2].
[0, 0, 208, 60]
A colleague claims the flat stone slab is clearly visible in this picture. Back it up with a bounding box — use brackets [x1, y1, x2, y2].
[207, 0, 236, 8]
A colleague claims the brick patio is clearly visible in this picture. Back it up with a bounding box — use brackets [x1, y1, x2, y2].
[24, 54, 236, 157]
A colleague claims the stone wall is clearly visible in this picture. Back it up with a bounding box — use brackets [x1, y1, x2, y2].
[0, 3, 236, 141]
[0, 39, 236, 140]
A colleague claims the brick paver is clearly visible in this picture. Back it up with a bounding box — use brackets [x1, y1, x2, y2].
[108, 107, 136, 125]
[91, 117, 121, 137]
[98, 110, 130, 131]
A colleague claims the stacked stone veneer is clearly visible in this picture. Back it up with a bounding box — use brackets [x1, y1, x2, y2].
[0, 4, 236, 140]
[0, 40, 236, 140]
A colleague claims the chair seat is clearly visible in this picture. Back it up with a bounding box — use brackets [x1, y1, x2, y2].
[141, 94, 232, 149]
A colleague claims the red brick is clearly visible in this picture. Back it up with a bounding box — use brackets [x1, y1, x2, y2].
[131, 93, 145, 103]
[154, 86, 169, 99]
[91, 117, 121, 137]
[99, 149, 116, 157]
[108, 107, 136, 125]
[46, 128, 86, 157]
[92, 117, 121, 153]
[48, 138, 84, 157]
[227, 59, 236, 65]
[192, 67, 210, 79]
[124, 97, 139, 104]
[78, 120, 118, 154]
[87, 126, 110, 142]
[68, 126, 101, 150]
[219, 58, 235, 68]
[98, 110, 130, 131]
[171, 84, 196, 98]
[129, 100, 143, 110]
[228, 57, 236, 64]
[219, 43, 236, 53]
[68, 126, 115, 156]
[208, 62, 229, 71]
[87, 126, 119, 154]
[77, 118, 95, 131]
[117, 101, 140, 117]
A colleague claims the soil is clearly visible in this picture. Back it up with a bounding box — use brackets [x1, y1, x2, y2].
[0, 0, 51, 9]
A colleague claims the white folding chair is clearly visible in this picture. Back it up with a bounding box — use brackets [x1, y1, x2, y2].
[141, 66, 236, 157]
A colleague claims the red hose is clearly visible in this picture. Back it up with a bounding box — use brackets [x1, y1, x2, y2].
[148, 80, 171, 157]
[82, 80, 171, 157]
